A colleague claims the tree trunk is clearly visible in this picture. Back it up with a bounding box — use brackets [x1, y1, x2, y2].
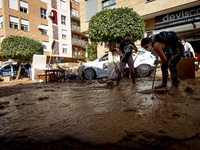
[15, 60, 22, 80]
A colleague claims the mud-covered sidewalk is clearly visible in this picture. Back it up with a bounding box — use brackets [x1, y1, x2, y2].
[0, 72, 200, 149]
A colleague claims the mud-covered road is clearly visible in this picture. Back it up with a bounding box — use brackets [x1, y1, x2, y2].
[0, 74, 200, 150]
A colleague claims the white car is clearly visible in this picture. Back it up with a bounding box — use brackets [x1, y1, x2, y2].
[80, 49, 156, 79]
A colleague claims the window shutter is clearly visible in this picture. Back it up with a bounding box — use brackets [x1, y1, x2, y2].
[9, 16, 19, 23]
[0, 16, 3, 24]
[21, 19, 29, 25]
[8, 0, 18, 10]
[20, 1, 28, 8]
[0, 0, 2, 9]
[62, 30, 67, 35]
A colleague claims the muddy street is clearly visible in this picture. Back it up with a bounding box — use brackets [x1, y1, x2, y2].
[0, 75, 200, 149]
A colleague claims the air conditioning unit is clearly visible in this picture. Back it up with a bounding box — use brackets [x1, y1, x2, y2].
[48, 12, 54, 18]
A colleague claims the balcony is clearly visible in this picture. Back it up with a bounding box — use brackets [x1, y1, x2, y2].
[72, 38, 86, 46]
[70, 11, 80, 21]
[71, 24, 81, 33]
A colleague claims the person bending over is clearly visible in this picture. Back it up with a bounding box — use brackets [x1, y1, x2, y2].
[141, 31, 184, 89]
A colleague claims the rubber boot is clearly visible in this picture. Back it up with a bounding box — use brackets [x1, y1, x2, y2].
[131, 76, 135, 84]
[170, 73, 180, 90]
[115, 76, 121, 86]
[154, 73, 168, 89]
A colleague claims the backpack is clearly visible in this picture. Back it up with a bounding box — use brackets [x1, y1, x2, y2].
[158, 31, 178, 45]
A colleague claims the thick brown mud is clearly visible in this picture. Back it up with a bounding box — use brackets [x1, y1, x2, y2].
[0, 74, 200, 149]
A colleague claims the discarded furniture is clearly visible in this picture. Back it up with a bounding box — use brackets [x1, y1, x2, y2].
[45, 69, 65, 83]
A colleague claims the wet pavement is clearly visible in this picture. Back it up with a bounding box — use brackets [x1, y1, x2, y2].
[0, 75, 200, 149]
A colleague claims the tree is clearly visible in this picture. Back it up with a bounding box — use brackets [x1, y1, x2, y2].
[88, 7, 145, 50]
[1, 36, 43, 79]
[80, 42, 97, 61]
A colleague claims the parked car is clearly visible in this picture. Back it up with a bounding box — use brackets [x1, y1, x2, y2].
[0, 63, 29, 80]
[79, 49, 156, 79]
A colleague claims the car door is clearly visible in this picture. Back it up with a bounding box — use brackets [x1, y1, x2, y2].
[97, 54, 108, 77]
[2, 65, 12, 77]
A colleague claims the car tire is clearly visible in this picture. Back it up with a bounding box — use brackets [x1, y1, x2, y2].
[137, 64, 151, 77]
[84, 68, 95, 79]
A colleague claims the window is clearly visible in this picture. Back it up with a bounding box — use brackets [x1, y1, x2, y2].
[41, 8, 47, 19]
[102, 0, 116, 10]
[63, 44, 68, 54]
[42, 41, 49, 51]
[0, 0, 2, 9]
[20, 1, 28, 13]
[72, 9, 78, 17]
[60, 1, 66, 11]
[40, 0, 47, 3]
[41, 25, 48, 35]
[86, 0, 98, 21]
[9, 16, 18, 29]
[21, 19, 29, 31]
[100, 54, 108, 61]
[0, 16, 3, 29]
[1, 36, 4, 42]
[61, 15, 66, 25]
[8, 0, 18, 10]
[62, 30, 67, 39]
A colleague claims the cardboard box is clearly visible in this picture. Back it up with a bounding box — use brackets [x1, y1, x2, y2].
[177, 58, 195, 79]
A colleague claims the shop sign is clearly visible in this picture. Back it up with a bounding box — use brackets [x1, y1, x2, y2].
[155, 6, 200, 29]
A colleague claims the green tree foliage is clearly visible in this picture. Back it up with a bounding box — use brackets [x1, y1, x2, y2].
[89, 7, 145, 44]
[1, 36, 43, 79]
[1, 36, 43, 60]
[80, 42, 97, 61]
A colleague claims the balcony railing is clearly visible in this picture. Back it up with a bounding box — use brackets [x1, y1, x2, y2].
[71, 24, 81, 32]
[72, 38, 86, 46]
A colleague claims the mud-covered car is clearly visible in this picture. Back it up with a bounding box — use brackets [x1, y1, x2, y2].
[79, 49, 156, 79]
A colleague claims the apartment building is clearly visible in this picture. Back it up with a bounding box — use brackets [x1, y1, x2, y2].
[80, 0, 200, 57]
[70, 0, 88, 58]
[0, 0, 87, 62]
[0, 0, 49, 51]
[46, 0, 72, 58]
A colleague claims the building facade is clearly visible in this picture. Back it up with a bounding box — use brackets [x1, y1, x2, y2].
[80, 0, 200, 57]
[0, 0, 87, 61]
[70, 0, 88, 58]
[0, 0, 49, 50]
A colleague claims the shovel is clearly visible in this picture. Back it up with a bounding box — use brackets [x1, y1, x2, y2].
[137, 55, 169, 94]
[152, 55, 158, 89]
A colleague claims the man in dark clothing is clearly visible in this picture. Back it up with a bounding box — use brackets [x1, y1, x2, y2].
[116, 33, 138, 86]
[141, 31, 184, 90]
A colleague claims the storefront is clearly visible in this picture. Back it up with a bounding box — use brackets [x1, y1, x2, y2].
[147, 5, 200, 54]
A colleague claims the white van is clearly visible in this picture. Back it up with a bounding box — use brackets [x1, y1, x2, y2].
[80, 49, 156, 79]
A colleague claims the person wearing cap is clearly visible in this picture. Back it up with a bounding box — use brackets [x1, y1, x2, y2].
[116, 33, 138, 86]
